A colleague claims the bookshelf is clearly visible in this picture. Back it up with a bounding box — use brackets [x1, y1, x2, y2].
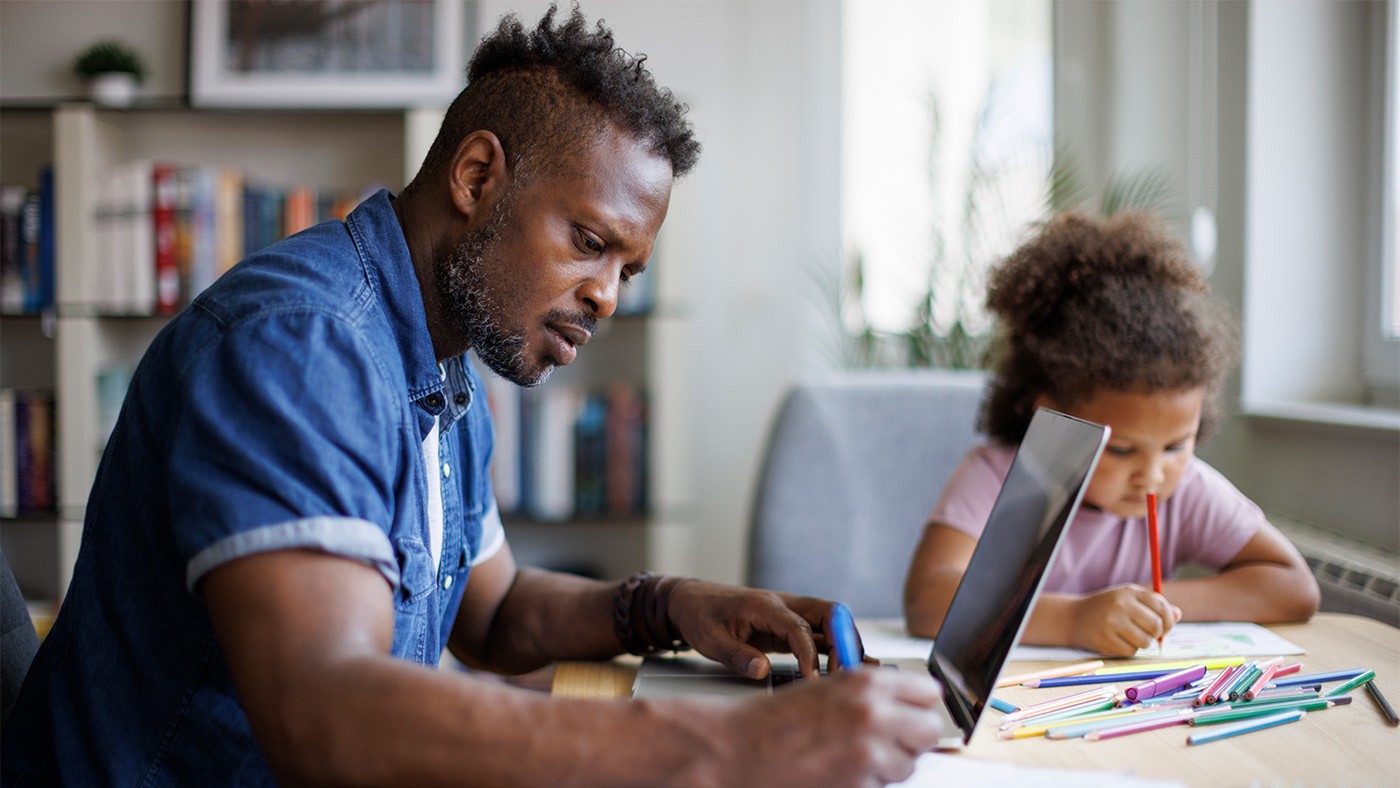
[0, 102, 692, 608]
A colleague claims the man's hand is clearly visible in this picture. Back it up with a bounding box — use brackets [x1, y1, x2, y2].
[665, 582, 859, 680]
[1070, 584, 1181, 656]
[702, 669, 946, 787]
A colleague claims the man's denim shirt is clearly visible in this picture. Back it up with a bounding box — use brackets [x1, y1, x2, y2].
[2, 190, 499, 786]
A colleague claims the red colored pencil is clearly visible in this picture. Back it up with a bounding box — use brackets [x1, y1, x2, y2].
[1146, 492, 1163, 649]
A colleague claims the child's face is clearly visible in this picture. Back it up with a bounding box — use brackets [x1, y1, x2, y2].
[1052, 387, 1205, 519]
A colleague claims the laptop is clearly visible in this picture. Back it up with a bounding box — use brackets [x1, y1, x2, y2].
[631, 407, 1110, 750]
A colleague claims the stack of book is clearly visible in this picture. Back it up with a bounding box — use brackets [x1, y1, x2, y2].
[89, 159, 378, 315]
[0, 167, 55, 314]
[0, 388, 56, 518]
[483, 374, 648, 522]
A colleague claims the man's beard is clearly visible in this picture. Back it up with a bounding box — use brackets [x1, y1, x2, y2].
[438, 207, 553, 388]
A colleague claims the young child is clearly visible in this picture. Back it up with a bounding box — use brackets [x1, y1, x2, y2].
[903, 211, 1319, 657]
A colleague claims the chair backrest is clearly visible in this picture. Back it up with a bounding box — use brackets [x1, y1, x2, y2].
[747, 369, 987, 618]
[1, 548, 40, 729]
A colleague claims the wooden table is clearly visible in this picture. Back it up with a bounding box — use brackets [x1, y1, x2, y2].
[553, 613, 1400, 787]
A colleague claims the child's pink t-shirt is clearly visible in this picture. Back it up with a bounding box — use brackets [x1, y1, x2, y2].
[928, 443, 1264, 594]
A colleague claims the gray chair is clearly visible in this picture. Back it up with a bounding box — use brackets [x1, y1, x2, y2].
[747, 369, 988, 618]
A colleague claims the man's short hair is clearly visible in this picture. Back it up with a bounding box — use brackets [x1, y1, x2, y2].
[412, 2, 701, 190]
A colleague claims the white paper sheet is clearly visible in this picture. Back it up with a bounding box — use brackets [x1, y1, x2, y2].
[857, 618, 1305, 662]
[892, 753, 1186, 788]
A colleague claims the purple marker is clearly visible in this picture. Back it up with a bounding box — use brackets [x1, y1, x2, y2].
[1125, 664, 1208, 702]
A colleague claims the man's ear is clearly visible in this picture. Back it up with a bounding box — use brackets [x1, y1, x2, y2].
[448, 130, 508, 218]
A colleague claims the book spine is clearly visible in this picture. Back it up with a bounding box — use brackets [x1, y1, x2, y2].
[152, 162, 180, 314]
[126, 160, 156, 314]
[19, 190, 40, 313]
[0, 185, 25, 312]
[0, 388, 16, 518]
[36, 167, 55, 311]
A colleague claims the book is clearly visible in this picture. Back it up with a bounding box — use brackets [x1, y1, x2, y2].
[152, 162, 181, 314]
[214, 167, 245, 276]
[19, 189, 40, 313]
[573, 393, 608, 517]
[35, 166, 54, 312]
[122, 159, 156, 314]
[481, 371, 522, 515]
[529, 385, 581, 521]
[0, 185, 26, 312]
[0, 388, 15, 518]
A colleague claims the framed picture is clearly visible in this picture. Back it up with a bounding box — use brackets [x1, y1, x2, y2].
[189, 0, 466, 108]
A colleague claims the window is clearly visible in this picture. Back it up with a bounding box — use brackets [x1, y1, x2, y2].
[840, 0, 1051, 365]
[1367, 0, 1400, 402]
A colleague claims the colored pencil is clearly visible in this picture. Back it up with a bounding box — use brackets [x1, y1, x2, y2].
[1096, 657, 1248, 676]
[1009, 698, 1121, 728]
[1197, 666, 1237, 706]
[1047, 708, 1189, 740]
[1190, 698, 1345, 726]
[1002, 687, 1115, 723]
[999, 707, 1140, 739]
[1227, 664, 1263, 701]
[1125, 664, 1207, 701]
[1086, 711, 1195, 741]
[1186, 709, 1306, 745]
[996, 660, 1104, 688]
[1145, 492, 1163, 650]
[1363, 680, 1400, 727]
[1198, 664, 1239, 705]
[1270, 668, 1368, 688]
[1243, 658, 1284, 700]
[1323, 669, 1377, 698]
[988, 696, 1019, 714]
[1025, 669, 1182, 688]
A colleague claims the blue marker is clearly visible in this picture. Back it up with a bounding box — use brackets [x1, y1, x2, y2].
[829, 603, 861, 670]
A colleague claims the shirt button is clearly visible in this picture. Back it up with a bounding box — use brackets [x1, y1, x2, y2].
[454, 392, 468, 405]
[425, 393, 443, 409]
[442, 462, 451, 478]
[441, 574, 453, 590]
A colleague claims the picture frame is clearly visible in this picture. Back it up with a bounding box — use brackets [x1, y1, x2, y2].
[189, 0, 466, 108]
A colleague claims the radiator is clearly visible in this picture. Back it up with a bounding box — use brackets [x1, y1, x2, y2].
[1272, 514, 1400, 628]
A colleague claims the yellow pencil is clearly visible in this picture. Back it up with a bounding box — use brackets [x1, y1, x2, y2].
[1094, 657, 1250, 675]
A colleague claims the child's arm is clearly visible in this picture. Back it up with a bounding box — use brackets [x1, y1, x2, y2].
[1162, 521, 1320, 623]
[903, 522, 977, 638]
[903, 523, 1179, 656]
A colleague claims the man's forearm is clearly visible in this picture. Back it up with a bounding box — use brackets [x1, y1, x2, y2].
[457, 567, 628, 673]
[280, 654, 726, 787]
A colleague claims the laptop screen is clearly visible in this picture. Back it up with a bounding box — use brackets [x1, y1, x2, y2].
[928, 407, 1108, 740]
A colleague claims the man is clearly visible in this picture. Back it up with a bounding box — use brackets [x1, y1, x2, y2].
[3, 6, 945, 785]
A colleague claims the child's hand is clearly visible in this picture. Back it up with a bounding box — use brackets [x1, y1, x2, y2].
[1070, 584, 1182, 656]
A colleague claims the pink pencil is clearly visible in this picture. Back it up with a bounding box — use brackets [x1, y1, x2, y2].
[1002, 687, 1116, 724]
[1086, 711, 1195, 741]
[1198, 665, 1239, 706]
[1243, 658, 1284, 701]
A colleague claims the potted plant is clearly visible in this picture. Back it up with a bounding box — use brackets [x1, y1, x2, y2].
[73, 39, 146, 107]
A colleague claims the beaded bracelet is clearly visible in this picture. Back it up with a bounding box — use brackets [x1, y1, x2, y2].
[612, 571, 695, 655]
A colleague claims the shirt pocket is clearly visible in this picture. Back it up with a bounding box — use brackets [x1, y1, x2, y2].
[393, 536, 435, 607]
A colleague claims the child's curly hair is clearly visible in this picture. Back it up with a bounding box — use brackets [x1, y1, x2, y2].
[980, 211, 1239, 444]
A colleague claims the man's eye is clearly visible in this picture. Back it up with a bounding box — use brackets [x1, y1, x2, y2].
[619, 270, 632, 285]
[1106, 446, 1135, 457]
[1165, 442, 1189, 453]
[576, 228, 604, 254]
